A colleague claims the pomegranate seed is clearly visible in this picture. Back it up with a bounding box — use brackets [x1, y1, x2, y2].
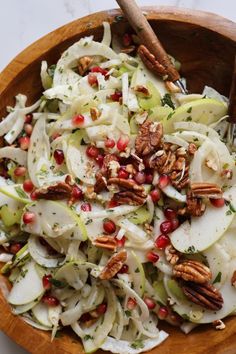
[19, 136, 30, 150]
[72, 185, 83, 200]
[42, 274, 52, 290]
[88, 73, 98, 87]
[91, 66, 108, 76]
[146, 251, 159, 263]
[116, 236, 126, 248]
[23, 179, 34, 193]
[171, 218, 179, 231]
[134, 171, 146, 185]
[24, 123, 33, 136]
[51, 132, 61, 141]
[105, 138, 115, 149]
[164, 208, 177, 220]
[103, 219, 116, 234]
[30, 190, 37, 200]
[10, 243, 22, 255]
[86, 145, 99, 159]
[158, 306, 169, 320]
[81, 202, 92, 212]
[25, 113, 33, 123]
[72, 114, 85, 126]
[123, 33, 132, 47]
[117, 136, 129, 151]
[168, 312, 183, 326]
[108, 200, 118, 208]
[14, 166, 26, 177]
[150, 189, 161, 203]
[97, 303, 107, 314]
[210, 198, 225, 208]
[110, 91, 122, 102]
[160, 220, 173, 234]
[42, 295, 59, 307]
[118, 168, 129, 179]
[54, 149, 64, 165]
[127, 297, 137, 310]
[118, 264, 129, 274]
[158, 174, 170, 189]
[155, 234, 170, 249]
[96, 154, 104, 167]
[22, 211, 36, 224]
[145, 171, 153, 184]
[144, 297, 156, 310]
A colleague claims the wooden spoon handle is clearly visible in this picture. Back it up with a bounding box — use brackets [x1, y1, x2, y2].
[228, 57, 236, 123]
[116, 0, 180, 82]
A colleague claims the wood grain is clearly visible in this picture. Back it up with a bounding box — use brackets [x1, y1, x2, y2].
[0, 6, 236, 354]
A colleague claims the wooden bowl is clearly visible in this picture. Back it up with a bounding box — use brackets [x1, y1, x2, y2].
[1, 6, 236, 354]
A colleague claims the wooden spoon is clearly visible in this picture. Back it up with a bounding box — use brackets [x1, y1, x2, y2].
[116, 0, 187, 93]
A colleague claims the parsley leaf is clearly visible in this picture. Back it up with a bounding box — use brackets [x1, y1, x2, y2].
[161, 93, 175, 109]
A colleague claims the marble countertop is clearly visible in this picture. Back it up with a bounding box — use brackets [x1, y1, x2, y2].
[0, 0, 236, 353]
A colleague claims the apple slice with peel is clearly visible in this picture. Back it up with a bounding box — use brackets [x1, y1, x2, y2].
[171, 186, 236, 253]
[21, 200, 87, 240]
[203, 243, 230, 289]
[8, 260, 45, 305]
[163, 98, 227, 133]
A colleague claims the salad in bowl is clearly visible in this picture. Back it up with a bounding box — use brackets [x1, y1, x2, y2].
[0, 22, 235, 353]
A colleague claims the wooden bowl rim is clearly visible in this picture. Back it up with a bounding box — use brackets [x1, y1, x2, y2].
[0, 6, 236, 354]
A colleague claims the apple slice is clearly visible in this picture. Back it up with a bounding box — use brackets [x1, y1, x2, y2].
[32, 302, 53, 328]
[8, 260, 45, 305]
[163, 98, 227, 133]
[171, 186, 236, 253]
[21, 200, 87, 240]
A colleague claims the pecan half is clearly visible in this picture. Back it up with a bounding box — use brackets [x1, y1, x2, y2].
[90, 107, 101, 121]
[188, 143, 197, 155]
[138, 44, 167, 78]
[191, 183, 223, 199]
[165, 244, 180, 265]
[173, 260, 212, 284]
[212, 319, 226, 330]
[108, 177, 147, 206]
[135, 119, 163, 156]
[134, 85, 151, 97]
[93, 235, 117, 252]
[231, 270, 236, 287]
[34, 181, 72, 200]
[182, 282, 223, 311]
[78, 56, 93, 76]
[99, 250, 127, 280]
[94, 154, 119, 193]
[186, 191, 206, 217]
[165, 80, 181, 93]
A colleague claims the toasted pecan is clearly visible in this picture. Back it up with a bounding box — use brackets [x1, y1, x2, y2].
[186, 191, 206, 217]
[165, 244, 180, 265]
[138, 44, 167, 78]
[34, 181, 72, 200]
[78, 56, 93, 76]
[173, 260, 212, 284]
[135, 119, 163, 156]
[182, 282, 223, 311]
[99, 250, 127, 280]
[93, 235, 117, 252]
[191, 183, 223, 199]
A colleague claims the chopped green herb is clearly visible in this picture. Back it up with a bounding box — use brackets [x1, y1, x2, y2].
[131, 340, 144, 349]
[135, 268, 140, 273]
[115, 15, 124, 22]
[84, 334, 93, 341]
[186, 116, 192, 121]
[161, 93, 175, 109]
[187, 106, 192, 113]
[125, 310, 131, 317]
[184, 245, 196, 254]
[213, 272, 222, 284]
[49, 278, 66, 288]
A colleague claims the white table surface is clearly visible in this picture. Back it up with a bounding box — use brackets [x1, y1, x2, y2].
[0, 0, 236, 353]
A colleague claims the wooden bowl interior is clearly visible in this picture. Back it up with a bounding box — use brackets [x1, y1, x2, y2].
[1, 7, 236, 354]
